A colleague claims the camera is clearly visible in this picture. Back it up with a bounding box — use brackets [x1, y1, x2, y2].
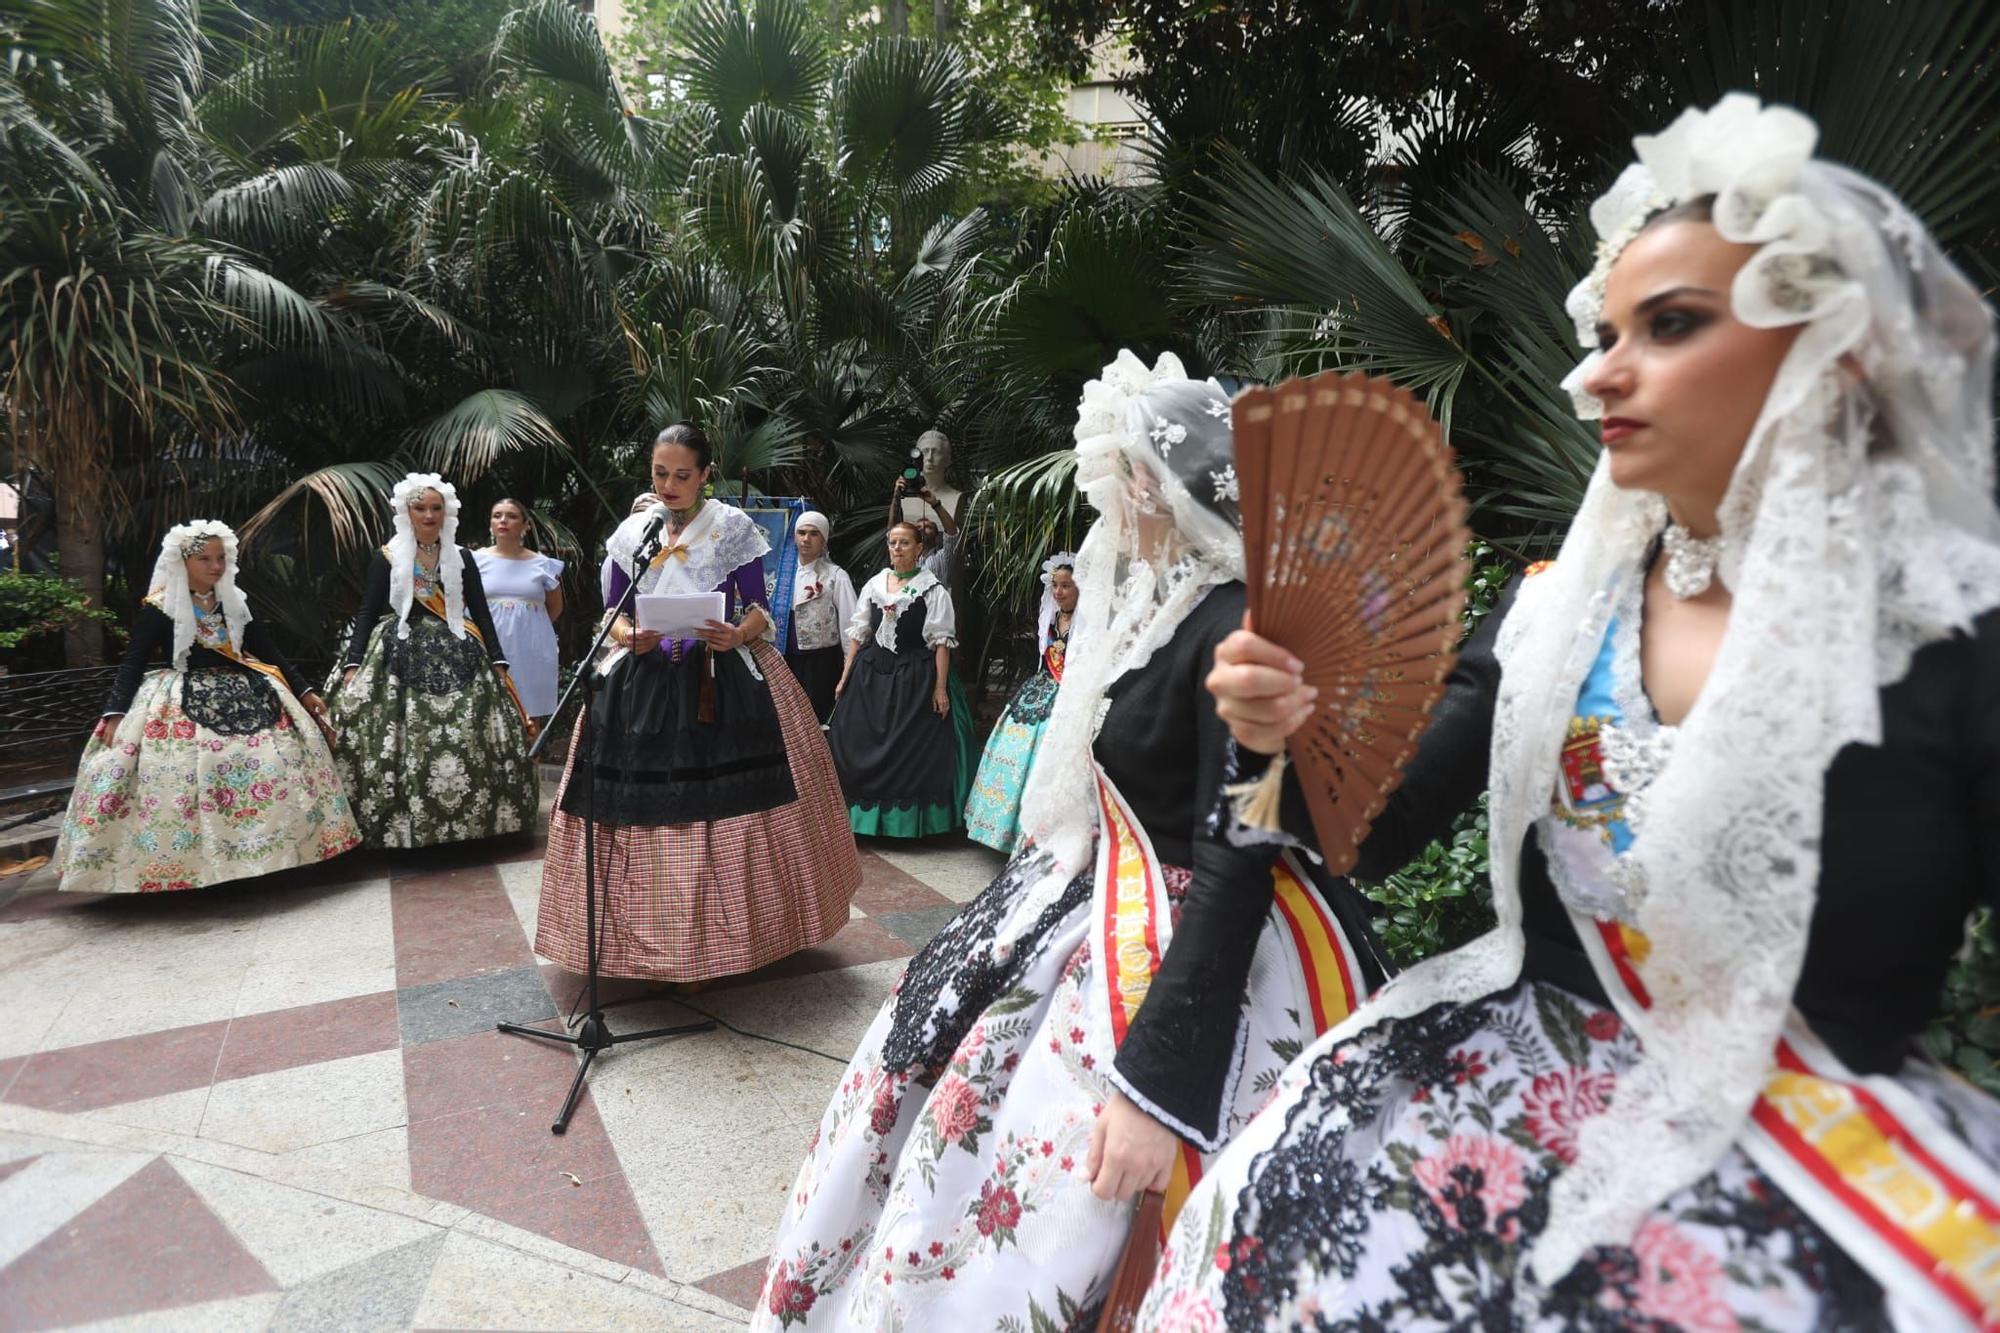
[895, 447, 923, 494]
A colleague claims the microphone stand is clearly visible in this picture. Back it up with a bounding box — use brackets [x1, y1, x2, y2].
[498, 514, 715, 1135]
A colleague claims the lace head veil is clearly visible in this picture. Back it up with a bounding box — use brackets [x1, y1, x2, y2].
[148, 520, 251, 671]
[1016, 351, 1242, 877]
[1295, 93, 2000, 1283]
[387, 472, 466, 641]
[1036, 550, 1078, 653]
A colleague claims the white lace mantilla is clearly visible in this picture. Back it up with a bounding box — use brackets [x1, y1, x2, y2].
[1293, 95, 2000, 1285]
[604, 501, 771, 606]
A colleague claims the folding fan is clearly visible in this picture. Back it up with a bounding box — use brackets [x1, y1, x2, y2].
[1228, 369, 1471, 875]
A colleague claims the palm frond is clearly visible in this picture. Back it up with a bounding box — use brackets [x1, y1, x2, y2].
[675, 0, 830, 149]
[830, 37, 968, 204]
[406, 388, 568, 477]
[238, 459, 403, 556]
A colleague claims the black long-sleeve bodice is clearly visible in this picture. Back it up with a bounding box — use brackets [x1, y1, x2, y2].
[101, 604, 310, 716]
[341, 549, 507, 669]
[1101, 582, 1389, 1146]
[1261, 574, 2000, 1075]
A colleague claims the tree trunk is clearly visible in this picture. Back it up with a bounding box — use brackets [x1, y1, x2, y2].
[932, 0, 956, 40]
[885, 0, 908, 36]
[55, 475, 107, 666]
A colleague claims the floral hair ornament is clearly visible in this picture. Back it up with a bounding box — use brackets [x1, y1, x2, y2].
[386, 472, 466, 641]
[147, 519, 252, 670]
[1562, 94, 1843, 420]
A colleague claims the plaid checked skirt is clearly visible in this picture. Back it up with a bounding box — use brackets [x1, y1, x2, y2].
[535, 640, 862, 982]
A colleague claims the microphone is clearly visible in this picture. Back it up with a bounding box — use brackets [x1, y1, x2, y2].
[635, 506, 669, 563]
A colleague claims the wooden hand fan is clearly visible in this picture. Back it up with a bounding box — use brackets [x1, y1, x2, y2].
[1228, 369, 1471, 875]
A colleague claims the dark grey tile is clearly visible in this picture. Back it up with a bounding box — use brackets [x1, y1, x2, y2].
[268, 1230, 447, 1332]
[397, 964, 555, 1047]
[873, 905, 962, 950]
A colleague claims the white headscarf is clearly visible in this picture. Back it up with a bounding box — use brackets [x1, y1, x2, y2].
[148, 520, 252, 670]
[1036, 551, 1077, 653]
[1016, 351, 1243, 877]
[387, 472, 466, 641]
[1308, 94, 2000, 1281]
[794, 510, 834, 607]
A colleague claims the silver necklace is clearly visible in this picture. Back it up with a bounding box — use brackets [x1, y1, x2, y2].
[1660, 522, 1725, 599]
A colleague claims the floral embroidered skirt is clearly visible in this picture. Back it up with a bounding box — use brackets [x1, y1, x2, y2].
[754, 846, 1323, 1331]
[1139, 980, 2000, 1331]
[326, 616, 538, 849]
[55, 668, 360, 893]
[535, 639, 860, 983]
[963, 670, 1057, 854]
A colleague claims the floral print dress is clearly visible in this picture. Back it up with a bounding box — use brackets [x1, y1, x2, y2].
[56, 600, 360, 893]
[327, 552, 536, 849]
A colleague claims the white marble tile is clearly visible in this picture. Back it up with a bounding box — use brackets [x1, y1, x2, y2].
[410, 1231, 740, 1331]
[197, 1048, 405, 1155]
[81, 1085, 211, 1138]
[872, 841, 1007, 903]
[284, 1125, 412, 1195]
[175, 1156, 438, 1287]
[619, 1115, 816, 1284]
[496, 859, 546, 947]
[0, 1148, 154, 1267]
[234, 877, 396, 1016]
[67, 1292, 285, 1332]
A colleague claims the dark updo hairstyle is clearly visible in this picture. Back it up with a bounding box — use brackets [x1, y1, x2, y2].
[491, 496, 533, 535]
[653, 422, 713, 470]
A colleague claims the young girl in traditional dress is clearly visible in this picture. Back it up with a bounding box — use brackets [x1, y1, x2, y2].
[534, 424, 859, 984]
[329, 473, 537, 849]
[472, 498, 565, 726]
[56, 521, 359, 892]
[1147, 95, 2000, 1331]
[964, 553, 1077, 852]
[754, 353, 1389, 1330]
[826, 522, 976, 837]
[784, 510, 856, 724]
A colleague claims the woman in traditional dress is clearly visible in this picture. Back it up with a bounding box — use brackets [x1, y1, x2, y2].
[754, 353, 1390, 1330]
[827, 522, 976, 837]
[964, 552, 1077, 852]
[329, 473, 538, 849]
[785, 509, 856, 724]
[1144, 96, 2000, 1332]
[535, 424, 859, 984]
[472, 498, 565, 726]
[55, 521, 360, 892]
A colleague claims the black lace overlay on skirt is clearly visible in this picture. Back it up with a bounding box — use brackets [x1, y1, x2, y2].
[1004, 670, 1059, 728]
[1220, 987, 1889, 1332]
[180, 668, 282, 735]
[561, 643, 796, 826]
[882, 849, 1092, 1081]
[388, 617, 485, 696]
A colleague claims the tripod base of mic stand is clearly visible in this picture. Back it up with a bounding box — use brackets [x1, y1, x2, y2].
[498, 1012, 717, 1135]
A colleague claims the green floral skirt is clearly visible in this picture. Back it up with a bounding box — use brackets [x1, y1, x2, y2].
[326, 614, 538, 849]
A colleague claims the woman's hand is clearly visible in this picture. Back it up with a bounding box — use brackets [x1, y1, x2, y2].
[697, 619, 744, 653]
[341, 666, 359, 689]
[92, 714, 123, 742]
[834, 673, 849, 700]
[932, 685, 949, 715]
[1086, 1090, 1179, 1202]
[624, 625, 663, 655]
[1206, 614, 1316, 755]
[301, 692, 327, 718]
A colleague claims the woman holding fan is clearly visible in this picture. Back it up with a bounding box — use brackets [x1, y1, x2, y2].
[963, 552, 1077, 852]
[1145, 96, 2000, 1330]
[755, 353, 1388, 1330]
[535, 424, 859, 985]
[329, 474, 537, 848]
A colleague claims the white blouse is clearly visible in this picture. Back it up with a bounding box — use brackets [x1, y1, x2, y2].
[846, 569, 957, 654]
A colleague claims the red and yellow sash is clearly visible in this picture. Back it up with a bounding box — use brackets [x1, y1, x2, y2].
[1590, 919, 2000, 1330]
[1092, 770, 1365, 1235]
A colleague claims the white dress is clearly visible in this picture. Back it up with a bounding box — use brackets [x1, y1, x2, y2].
[471, 550, 563, 716]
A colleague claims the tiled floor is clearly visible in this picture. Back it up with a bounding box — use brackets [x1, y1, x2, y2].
[0, 823, 1006, 1330]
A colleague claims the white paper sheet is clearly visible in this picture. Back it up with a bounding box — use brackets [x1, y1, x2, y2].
[634, 592, 726, 637]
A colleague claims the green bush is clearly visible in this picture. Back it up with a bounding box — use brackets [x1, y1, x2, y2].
[1928, 909, 2000, 1097]
[1352, 543, 1507, 966]
[0, 567, 118, 653]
